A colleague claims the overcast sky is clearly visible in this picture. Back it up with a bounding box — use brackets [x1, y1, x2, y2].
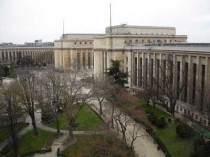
[0, 0, 210, 44]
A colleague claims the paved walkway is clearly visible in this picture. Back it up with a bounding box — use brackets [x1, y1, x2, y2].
[1, 100, 166, 157]
[90, 100, 165, 157]
[0, 111, 104, 156]
[0, 123, 33, 151]
[33, 134, 68, 157]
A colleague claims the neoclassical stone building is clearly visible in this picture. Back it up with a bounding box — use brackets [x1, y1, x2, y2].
[0, 45, 54, 65]
[54, 24, 210, 126]
[54, 34, 103, 69]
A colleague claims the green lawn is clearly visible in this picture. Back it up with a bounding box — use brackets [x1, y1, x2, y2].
[156, 122, 196, 157]
[138, 103, 169, 118]
[0, 122, 28, 142]
[18, 128, 55, 155]
[62, 135, 135, 157]
[134, 100, 195, 157]
[48, 113, 69, 130]
[1, 128, 55, 156]
[75, 106, 104, 130]
[48, 106, 104, 131]
[62, 135, 103, 156]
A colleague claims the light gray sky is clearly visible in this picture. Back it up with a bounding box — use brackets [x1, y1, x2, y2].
[0, 0, 210, 44]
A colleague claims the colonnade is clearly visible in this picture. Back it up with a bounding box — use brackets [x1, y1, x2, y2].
[127, 50, 210, 125]
[0, 47, 54, 65]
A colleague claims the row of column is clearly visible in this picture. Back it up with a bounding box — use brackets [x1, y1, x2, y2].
[0, 49, 53, 64]
[54, 48, 94, 69]
[128, 51, 210, 112]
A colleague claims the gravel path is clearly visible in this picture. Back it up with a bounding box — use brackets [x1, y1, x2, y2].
[90, 100, 165, 157]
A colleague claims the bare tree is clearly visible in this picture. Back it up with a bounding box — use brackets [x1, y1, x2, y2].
[93, 75, 112, 115]
[0, 83, 23, 157]
[41, 68, 63, 133]
[112, 90, 145, 149]
[60, 69, 93, 141]
[144, 55, 185, 117]
[128, 122, 145, 150]
[16, 70, 39, 135]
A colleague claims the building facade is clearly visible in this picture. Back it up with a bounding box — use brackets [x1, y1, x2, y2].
[0, 45, 54, 65]
[94, 25, 210, 126]
[54, 24, 210, 126]
[54, 34, 103, 69]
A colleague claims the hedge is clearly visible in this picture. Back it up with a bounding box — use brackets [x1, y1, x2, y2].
[133, 117, 171, 157]
[22, 148, 51, 157]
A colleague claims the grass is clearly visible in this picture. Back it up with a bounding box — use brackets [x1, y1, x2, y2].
[128, 99, 195, 157]
[1, 128, 55, 156]
[0, 122, 28, 142]
[48, 105, 104, 131]
[18, 128, 55, 155]
[155, 122, 196, 157]
[62, 135, 135, 157]
[139, 103, 169, 118]
[75, 106, 104, 130]
[48, 113, 68, 130]
[62, 135, 103, 156]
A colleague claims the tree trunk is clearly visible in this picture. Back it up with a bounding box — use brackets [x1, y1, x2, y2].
[130, 139, 135, 150]
[111, 105, 115, 128]
[11, 134, 19, 157]
[9, 118, 19, 157]
[68, 118, 74, 141]
[170, 101, 176, 118]
[55, 112, 60, 133]
[31, 113, 38, 136]
[99, 102, 102, 115]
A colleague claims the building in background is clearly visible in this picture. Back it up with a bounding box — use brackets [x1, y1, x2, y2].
[0, 41, 54, 65]
[54, 24, 210, 127]
[54, 34, 103, 69]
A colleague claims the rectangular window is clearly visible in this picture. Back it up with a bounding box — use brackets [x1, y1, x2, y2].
[88, 52, 91, 69]
[83, 52, 85, 68]
[134, 57, 137, 86]
[139, 58, 143, 87]
[192, 64, 197, 105]
[150, 59, 154, 87]
[77, 53, 80, 69]
[156, 59, 160, 91]
[201, 65, 205, 110]
[183, 62, 188, 102]
[145, 58, 148, 87]
[177, 61, 180, 99]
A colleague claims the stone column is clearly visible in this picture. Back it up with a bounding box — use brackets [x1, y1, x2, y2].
[137, 52, 139, 87]
[187, 55, 192, 104]
[127, 51, 132, 86]
[173, 53, 177, 96]
[180, 55, 184, 101]
[142, 52, 145, 88]
[195, 56, 201, 111]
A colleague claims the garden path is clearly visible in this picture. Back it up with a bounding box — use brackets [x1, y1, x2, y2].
[90, 100, 165, 157]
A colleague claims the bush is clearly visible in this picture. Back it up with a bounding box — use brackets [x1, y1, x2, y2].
[145, 110, 154, 115]
[176, 124, 194, 138]
[156, 117, 166, 128]
[148, 114, 157, 124]
[168, 118, 171, 123]
[148, 114, 166, 128]
[175, 118, 180, 123]
[0, 144, 10, 154]
[153, 135, 171, 157]
[190, 137, 210, 157]
[133, 115, 170, 157]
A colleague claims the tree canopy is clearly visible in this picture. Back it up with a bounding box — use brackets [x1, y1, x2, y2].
[107, 60, 128, 87]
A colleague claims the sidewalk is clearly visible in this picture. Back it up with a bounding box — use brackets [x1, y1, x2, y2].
[33, 134, 67, 157]
[0, 125, 33, 151]
[90, 100, 165, 157]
